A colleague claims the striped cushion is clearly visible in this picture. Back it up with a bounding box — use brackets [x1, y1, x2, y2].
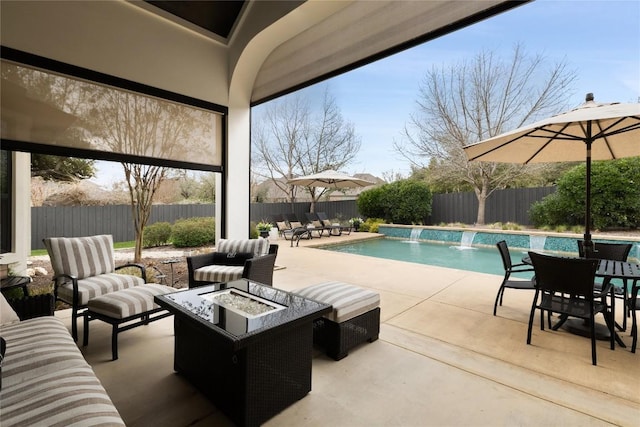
[44, 235, 116, 280]
[88, 284, 178, 319]
[217, 238, 269, 257]
[194, 265, 244, 283]
[294, 281, 380, 323]
[57, 272, 144, 306]
[0, 317, 124, 426]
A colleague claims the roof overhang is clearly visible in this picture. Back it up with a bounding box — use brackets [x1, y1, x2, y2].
[249, 0, 529, 104]
[130, 0, 530, 105]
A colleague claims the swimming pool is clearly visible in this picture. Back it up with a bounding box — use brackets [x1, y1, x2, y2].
[321, 238, 532, 276]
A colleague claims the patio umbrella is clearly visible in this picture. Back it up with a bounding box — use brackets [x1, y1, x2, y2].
[463, 93, 640, 256]
[286, 169, 374, 189]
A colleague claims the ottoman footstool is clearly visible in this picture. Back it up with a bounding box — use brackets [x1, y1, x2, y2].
[84, 284, 178, 360]
[294, 281, 380, 360]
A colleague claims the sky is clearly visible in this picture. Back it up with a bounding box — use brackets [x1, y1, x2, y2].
[252, 0, 640, 180]
[92, 0, 640, 187]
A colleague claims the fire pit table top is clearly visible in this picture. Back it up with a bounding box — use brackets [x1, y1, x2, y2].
[155, 279, 331, 349]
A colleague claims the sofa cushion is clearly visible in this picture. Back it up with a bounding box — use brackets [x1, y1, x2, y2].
[294, 281, 380, 323]
[44, 235, 116, 280]
[88, 284, 178, 319]
[217, 239, 269, 257]
[57, 272, 144, 306]
[0, 316, 124, 426]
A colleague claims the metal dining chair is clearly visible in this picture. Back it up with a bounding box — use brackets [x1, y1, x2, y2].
[629, 279, 640, 353]
[527, 251, 613, 366]
[493, 240, 535, 316]
[577, 240, 633, 331]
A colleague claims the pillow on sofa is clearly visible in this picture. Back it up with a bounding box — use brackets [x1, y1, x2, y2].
[212, 252, 253, 266]
[0, 293, 20, 325]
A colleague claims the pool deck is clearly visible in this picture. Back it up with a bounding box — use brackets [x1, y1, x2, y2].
[59, 232, 639, 426]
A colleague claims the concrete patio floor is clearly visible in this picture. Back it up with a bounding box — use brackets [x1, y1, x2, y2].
[60, 232, 639, 426]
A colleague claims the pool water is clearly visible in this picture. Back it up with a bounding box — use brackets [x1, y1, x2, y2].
[321, 238, 532, 277]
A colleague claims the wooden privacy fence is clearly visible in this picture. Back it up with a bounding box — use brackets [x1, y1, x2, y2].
[31, 187, 555, 249]
[31, 204, 215, 249]
[430, 186, 556, 225]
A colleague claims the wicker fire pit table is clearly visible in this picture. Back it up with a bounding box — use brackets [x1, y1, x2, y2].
[155, 279, 331, 427]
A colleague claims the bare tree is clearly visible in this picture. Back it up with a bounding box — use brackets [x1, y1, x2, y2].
[395, 44, 576, 224]
[88, 91, 211, 261]
[252, 85, 361, 211]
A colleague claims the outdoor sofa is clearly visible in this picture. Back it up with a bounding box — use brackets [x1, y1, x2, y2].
[0, 294, 124, 426]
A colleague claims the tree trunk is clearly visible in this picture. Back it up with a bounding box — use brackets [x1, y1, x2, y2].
[134, 230, 144, 263]
[475, 184, 488, 225]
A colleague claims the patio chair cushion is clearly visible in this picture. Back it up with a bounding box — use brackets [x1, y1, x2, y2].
[88, 284, 178, 319]
[294, 281, 380, 323]
[218, 238, 270, 258]
[44, 234, 116, 280]
[57, 272, 144, 306]
[194, 265, 245, 283]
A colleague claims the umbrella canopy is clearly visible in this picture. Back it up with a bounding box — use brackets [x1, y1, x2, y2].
[463, 93, 640, 256]
[286, 169, 374, 189]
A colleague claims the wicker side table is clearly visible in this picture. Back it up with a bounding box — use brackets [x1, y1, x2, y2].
[6, 294, 55, 320]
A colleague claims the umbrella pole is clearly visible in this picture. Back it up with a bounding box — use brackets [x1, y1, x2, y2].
[583, 125, 594, 258]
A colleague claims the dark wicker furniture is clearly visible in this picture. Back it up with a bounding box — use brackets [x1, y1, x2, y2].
[293, 281, 381, 360]
[313, 307, 380, 360]
[2, 275, 55, 320]
[6, 293, 55, 320]
[187, 243, 278, 288]
[155, 280, 331, 427]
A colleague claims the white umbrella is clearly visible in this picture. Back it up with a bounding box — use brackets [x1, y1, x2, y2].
[286, 169, 374, 189]
[464, 93, 640, 255]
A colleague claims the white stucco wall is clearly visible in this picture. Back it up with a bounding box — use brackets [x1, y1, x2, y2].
[1, 152, 31, 275]
[0, 0, 228, 105]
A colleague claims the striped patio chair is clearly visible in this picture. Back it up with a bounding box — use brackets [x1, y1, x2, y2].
[43, 234, 146, 341]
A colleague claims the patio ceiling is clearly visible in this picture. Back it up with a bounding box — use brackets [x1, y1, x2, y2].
[139, 0, 247, 42]
[133, 0, 530, 105]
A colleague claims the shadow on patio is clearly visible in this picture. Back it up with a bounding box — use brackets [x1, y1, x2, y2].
[62, 232, 639, 426]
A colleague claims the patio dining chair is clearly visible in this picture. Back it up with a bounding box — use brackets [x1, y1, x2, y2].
[527, 251, 613, 366]
[629, 279, 639, 353]
[493, 240, 535, 316]
[578, 240, 633, 331]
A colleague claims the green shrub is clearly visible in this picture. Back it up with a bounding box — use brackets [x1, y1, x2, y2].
[357, 187, 386, 219]
[143, 222, 172, 248]
[171, 217, 215, 247]
[249, 222, 259, 239]
[529, 157, 640, 230]
[360, 218, 385, 233]
[358, 179, 432, 224]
